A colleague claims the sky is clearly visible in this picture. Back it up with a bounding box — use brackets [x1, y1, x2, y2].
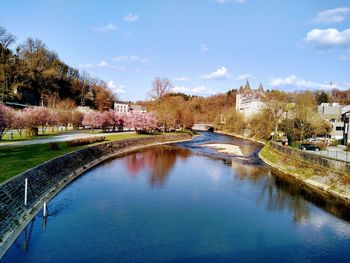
[1, 0, 350, 101]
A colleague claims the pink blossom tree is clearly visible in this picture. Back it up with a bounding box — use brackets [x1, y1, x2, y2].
[0, 103, 13, 139]
[123, 113, 133, 131]
[23, 107, 50, 136]
[11, 110, 26, 137]
[115, 113, 125, 131]
[100, 110, 115, 132]
[47, 110, 59, 132]
[128, 112, 158, 134]
[82, 111, 103, 132]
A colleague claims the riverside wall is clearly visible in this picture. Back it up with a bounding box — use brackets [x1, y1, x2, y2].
[0, 133, 192, 258]
[270, 141, 350, 174]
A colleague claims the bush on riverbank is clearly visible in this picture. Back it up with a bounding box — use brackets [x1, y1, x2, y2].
[67, 136, 106, 147]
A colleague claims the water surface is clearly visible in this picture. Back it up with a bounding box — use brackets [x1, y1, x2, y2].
[2, 132, 350, 262]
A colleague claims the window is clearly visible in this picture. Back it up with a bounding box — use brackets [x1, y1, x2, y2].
[336, 126, 344, 131]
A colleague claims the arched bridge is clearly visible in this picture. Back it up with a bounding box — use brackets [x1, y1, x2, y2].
[192, 123, 214, 132]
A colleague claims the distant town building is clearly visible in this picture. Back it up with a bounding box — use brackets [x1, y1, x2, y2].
[129, 104, 147, 113]
[317, 103, 344, 140]
[77, 106, 93, 113]
[341, 105, 350, 145]
[235, 81, 265, 117]
[114, 101, 146, 114]
[114, 101, 129, 113]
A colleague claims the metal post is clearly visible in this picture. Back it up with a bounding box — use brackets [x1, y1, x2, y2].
[43, 202, 47, 218]
[24, 178, 28, 206]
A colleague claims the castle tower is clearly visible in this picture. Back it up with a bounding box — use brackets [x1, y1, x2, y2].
[244, 80, 251, 94]
[258, 83, 264, 94]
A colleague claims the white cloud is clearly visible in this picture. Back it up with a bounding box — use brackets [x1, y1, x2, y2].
[201, 66, 230, 80]
[174, 77, 190, 82]
[215, 0, 246, 4]
[97, 60, 126, 71]
[236, 74, 254, 81]
[93, 23, 118, 32]
[269, 74, 343, 90]
[79, 61, 126, 71]
[314, 7, 350, 24]
[97, 60, 108, 67]
[172, 86, 216, 95]
[123, 13, 139, 22]
[200, 43, 210, 53]
[304, 28, 350, 48]
[108, 81, 126, 94]
[113, 55, 150, 63]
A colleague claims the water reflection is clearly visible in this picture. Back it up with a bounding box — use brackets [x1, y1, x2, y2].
[123, 146, 191, 187]
[230, 161, 267, 181]
[261, 173, 311, 221]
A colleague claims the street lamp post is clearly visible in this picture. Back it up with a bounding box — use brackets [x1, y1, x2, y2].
[300, 123, 304, 142]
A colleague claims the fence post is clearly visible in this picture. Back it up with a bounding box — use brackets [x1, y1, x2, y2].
[24, 178, 28, 206]
[43, 202, 47, 218]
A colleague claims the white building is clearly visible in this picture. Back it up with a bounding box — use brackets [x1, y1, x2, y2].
[236, 81, 265, 117]
[114, 101, 129, 113]
[114, 101, 147, 114]
[317, 103, 344, 140]
[129, 104, 147, 113]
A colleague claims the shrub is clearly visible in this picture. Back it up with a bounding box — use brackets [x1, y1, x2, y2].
[48, 142, 59, 150]
[67, 136, 105, 147]
[328, 139, 339, 147]
[315, 141, 327, 150]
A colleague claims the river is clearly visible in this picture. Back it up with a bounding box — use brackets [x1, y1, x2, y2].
[2, 132, 350, 262]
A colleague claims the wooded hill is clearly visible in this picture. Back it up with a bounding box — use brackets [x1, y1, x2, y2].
[0, 26, 115, 110]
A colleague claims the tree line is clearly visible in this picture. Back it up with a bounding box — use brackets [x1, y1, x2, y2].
[145, 78, 340, 143]
[0, 102, 158, 139]
[0, 26, 115, 110]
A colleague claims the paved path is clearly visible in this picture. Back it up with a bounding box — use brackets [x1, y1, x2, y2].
[0, 131, 133, 147]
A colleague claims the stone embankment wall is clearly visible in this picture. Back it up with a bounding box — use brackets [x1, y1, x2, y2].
[0, 133, 192, 256]
[270, 142, 350, 174]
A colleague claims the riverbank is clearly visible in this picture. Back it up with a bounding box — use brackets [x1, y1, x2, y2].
[259, 143, 350, 205]
[0, 133, 193, 259]
[216, 130, 350, 205]
[0, 133, 153, 183]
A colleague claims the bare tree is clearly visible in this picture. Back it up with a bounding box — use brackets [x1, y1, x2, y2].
[150, 77, 173, 100]
[0, 26, 16, 48]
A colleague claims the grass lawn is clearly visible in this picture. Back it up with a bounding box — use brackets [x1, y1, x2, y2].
[0, 133, 152, 184]
[260, 143, 323, 179]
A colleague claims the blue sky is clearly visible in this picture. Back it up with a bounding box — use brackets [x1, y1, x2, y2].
[1, 0, 350, 101]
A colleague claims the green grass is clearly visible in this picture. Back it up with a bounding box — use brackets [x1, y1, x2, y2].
[0, 133, 152, 184]
[260, 143, 318, 179]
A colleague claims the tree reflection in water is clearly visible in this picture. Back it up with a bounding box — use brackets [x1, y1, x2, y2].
[123, 142, 350, 222]
[230, 159, 350, 222]
[230, 160, 310, 221]
[123, 146, 191, 187]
